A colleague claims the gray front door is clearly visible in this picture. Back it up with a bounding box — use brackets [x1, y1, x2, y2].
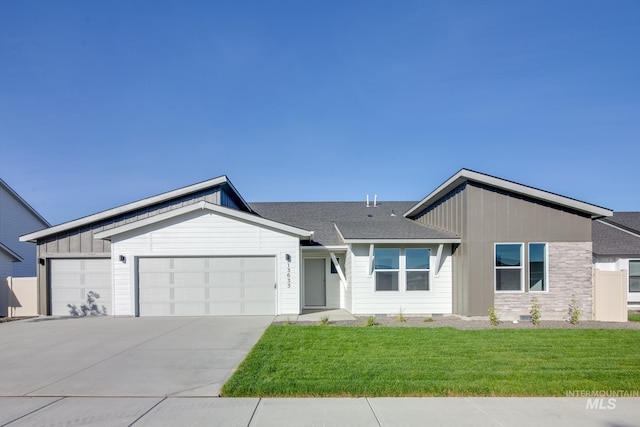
[304, 258, 326, 307]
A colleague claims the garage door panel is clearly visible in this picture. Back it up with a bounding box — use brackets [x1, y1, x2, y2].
[173, 287, 206, 300]
[138, 256, 275, 316]
[50, 259, 112, 316]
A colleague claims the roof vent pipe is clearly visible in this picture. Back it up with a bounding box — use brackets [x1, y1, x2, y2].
[374, 194, 377, 207]
[366, 194, 370, 207]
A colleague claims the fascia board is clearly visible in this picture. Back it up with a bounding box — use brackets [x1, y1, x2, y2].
[0, 242, 23, 262]
[404, 169, 613, 219]
[94, 201, 313, 239]
[20, 176, 229, 242]
[0, 179, 50, 227]
[596, 219, 640, 239]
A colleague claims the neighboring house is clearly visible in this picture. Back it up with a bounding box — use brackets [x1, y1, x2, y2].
[0, 178, 50, 316]
[20, 169, 612, 320]
[592, 212, 640, 308]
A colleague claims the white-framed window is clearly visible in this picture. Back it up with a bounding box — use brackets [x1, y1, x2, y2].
[630, 260, 640, 293]
[495, 243, 523, 292]
[406, 248, 430, 291]
[374, 248, 400, 291]
[529, 243, 547, 292]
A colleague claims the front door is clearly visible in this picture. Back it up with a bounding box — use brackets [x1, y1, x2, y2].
[304, 258, 326, 307]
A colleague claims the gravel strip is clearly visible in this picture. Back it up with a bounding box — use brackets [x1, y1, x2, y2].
[275, 314, 640, 330]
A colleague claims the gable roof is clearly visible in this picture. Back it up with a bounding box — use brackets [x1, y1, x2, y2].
[20, 176, 250, 242]
[94, 201, 313, 240]
[251, 201, 460, 246]
[593, 212, 640, 257]
[404, 169, 613, 219]
[0, 178, 50, 227]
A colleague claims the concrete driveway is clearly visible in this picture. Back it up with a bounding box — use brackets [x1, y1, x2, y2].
[0, 316, 272, 397]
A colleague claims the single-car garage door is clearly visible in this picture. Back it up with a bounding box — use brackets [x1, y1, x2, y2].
[50, 259, 112, 316]
[138, 256, 276, 316]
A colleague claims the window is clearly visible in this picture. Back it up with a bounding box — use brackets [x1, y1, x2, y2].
[374, 248, 399, 291]
[529, 243, 547, 292]
[630, 260, 640, 293]
[495, 244, 523, 291]
[406, 248, 430, 290]
[330, 258, 340, 274]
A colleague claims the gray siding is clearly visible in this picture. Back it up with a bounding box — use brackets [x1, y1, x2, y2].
[415, 182, 593, 316]
[35, 186, 223, 314]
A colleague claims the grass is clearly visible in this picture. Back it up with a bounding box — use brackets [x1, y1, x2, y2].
[629, 313, 640, 322]
[221, 325, 640, 397]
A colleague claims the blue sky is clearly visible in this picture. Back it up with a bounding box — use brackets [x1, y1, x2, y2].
[2, 0, 639, 225]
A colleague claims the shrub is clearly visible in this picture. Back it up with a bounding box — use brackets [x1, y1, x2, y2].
[567, 296, 581, 325]
[319, 315, 330, 326]
[488, 306, 500, 327]
[423, 317, 435, 323]
[365, 316, 377, 327]
[530, 297, 541, 326]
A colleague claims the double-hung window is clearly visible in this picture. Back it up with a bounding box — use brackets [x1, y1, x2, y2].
[374, 248, 400, 291]
[528, 243, 547, 291]
[630, 260, 640, 293]
[495, 244, 523, 291]
[406, 248, 430, 290]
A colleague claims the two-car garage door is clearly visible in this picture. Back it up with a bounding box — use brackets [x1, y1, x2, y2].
[138, 256, 276, 316]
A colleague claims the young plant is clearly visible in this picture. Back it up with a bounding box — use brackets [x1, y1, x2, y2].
[530, 297, 541, 326]
[396, 307, 407, 323]
[488, 306, 500, 327]
[284, 317, 295, 325]
[365, 316, 377, 327]
[319, 315, 330, 326]
[423, 317, 435, 323]
[567, 296, 581, 325]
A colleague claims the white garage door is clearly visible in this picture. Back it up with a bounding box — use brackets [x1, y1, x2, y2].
[50, 259, 112, 316]
[138, 256, 276, 316]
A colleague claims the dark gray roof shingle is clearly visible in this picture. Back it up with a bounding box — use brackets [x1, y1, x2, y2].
[250, 201, 459, 246]
[593, 213, 640, 256]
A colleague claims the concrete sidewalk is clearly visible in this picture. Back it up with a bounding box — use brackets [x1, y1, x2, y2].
[1, 397, 638, 426]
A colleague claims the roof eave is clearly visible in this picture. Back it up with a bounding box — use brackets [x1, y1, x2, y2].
[20, 176, 231, 242]
[0, 242, 23, 262]
[94, 201, 313, 240]
[0, 179, 50, 227]
[404, 168, 613, 219]
[341, 238, 461, 244]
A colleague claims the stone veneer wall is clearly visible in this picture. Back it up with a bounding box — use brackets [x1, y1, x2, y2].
[494, 242, 593, 321]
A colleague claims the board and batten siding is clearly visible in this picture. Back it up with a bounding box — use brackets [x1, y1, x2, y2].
[109, 209, 301, 316]
[414, 182, 594, 316]
[348, 244, 453, 315]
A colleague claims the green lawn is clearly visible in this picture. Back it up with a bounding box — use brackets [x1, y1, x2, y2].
[629, 313, 640, 322]
[221, 325, 640, 397]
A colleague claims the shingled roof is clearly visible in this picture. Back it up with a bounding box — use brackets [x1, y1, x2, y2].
[250, 201, 459, 246]
[593, 212, 640, 257]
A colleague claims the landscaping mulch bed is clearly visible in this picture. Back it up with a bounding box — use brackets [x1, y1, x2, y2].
[276, 315, 640, 330]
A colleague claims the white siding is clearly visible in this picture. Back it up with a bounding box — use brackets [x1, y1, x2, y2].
[0, 185, 48, 277]
[109, 210, 301, 316]
[349, 244, 453, 315]
[343, 249, 353, 312]
[300, 254, 345, 309]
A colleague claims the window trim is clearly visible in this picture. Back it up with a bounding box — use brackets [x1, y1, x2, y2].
[629, 259, 640, 293]
[528, 242, 549, 293]
[494, 243, 524, 293]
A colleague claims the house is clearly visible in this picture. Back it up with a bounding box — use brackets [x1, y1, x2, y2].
[20, 169, 612, 320]
[592, 212, 640, 308]
[1, 178, 50, 316]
